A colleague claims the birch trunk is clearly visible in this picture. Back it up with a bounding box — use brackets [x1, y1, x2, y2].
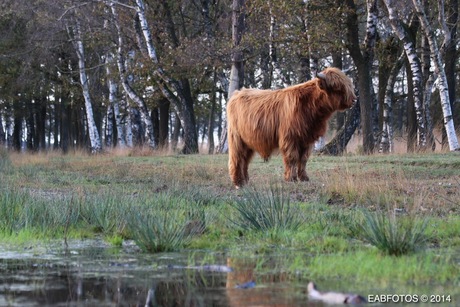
[5, 104, 13, 148]
[412, 0, 459, 151]
[105, 100, 113, 148]
[217, 0, 245, 154]
[0, 116, 5, 146]
[110, 3, 156, 149]
[423, 73, 436, 151]
[135, 0, 198, 154]
[420, 35, 436, 151]
[383, 0, 428, 150]
[441, 0, 458, 149]
[380, 55, 404, 153]
[113, 95, 127, 148]
[130, 108, 142, 146]
[207, 71, 217, 154]
[68, 20, 102, 154]
[126, 106, 134, 147]
[216, 73, 229, 153]
[105, 54, 126, 148]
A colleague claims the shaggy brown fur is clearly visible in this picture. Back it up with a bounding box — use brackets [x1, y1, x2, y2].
[227, 67, 356, 188]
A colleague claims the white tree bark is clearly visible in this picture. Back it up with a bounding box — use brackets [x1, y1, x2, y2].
[126, 105, 134, 147]
[135, 0, 158, 64]
[105, 99, 114, 148]
[216, 73, 229, 153]
[68, 20, 102, 153]
[412, 0, 459, 151]
[423, 73, 436, 150]
[314, 137, 325, 152]
[110, 2, 156, 149]
[134, 0, 199, 153]
[383, 0, 428, 150]
[380, 55, 404, 153]
[5, 105, 13, 148]
[105, 53, 126, 148]
[113, 94, 127, 148]
[0, 116, 5, 146]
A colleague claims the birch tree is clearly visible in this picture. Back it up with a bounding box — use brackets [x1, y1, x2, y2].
[442, 0, 458, 149]
[67, 19, 102, 153]
[105, 101, 114, 148]
[105, 53, 126, 149]
[383, 0, 428, 151]
[412, 0, 459, 151]
[134, 0, 198, 154]
[0, 116, 5, 147]
[110, 2, 156, 149]
[217, 0, 245, 154]
[380, 54, 404, 153]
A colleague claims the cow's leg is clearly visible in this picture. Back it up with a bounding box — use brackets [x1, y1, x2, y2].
[228, 132, 253, 188]
[241, 147, 254, 185]
[297, 145, 312, 181]
[281, 147, 299, 182]
[229, 152, 245, 188]
[228, 130, 244, 188]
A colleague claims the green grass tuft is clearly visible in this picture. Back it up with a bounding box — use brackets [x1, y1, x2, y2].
[229, 185, 305, 234]
[80, 193, 130, 235]
[355, 210, 429, 256]
[127, 193, 206, 253]
[0, 189, 28, 234]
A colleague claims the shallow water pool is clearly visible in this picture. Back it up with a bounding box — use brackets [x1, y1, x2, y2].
[0, 239, 458, 306]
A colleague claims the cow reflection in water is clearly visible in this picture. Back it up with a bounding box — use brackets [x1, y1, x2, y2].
[144, 258, 298, 307]
[225, 258, 300, 307]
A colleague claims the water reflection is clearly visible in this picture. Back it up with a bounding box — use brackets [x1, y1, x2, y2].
[0, 240, 458, 306]
[0, 240, 309, 306]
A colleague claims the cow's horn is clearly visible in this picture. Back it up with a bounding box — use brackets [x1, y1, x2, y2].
[317, 72, 326, 79]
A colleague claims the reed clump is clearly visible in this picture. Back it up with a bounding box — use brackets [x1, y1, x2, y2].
[229, 185, 305, 234]
[127, 193, 207, 253]
[354, 210, 430, 256]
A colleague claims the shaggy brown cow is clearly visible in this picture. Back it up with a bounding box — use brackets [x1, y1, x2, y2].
[227, 67, 356, 188]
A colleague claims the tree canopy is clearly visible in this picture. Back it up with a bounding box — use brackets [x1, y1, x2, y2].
[0, 0, 458, 153]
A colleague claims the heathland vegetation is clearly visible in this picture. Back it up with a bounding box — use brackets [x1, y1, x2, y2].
[0, 148, 459, 287]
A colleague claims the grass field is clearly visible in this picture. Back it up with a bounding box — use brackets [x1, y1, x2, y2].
[0, 148, 459, 286]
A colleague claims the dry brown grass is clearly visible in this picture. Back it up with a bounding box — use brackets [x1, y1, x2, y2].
[311, 154, 459, 215]
[5, 149, 459, 216]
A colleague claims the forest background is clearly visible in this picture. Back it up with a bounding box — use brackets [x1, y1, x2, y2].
[0, 0, 459, 156]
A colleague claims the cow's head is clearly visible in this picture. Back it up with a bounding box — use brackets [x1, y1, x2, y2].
[317, 67, 356, 110]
